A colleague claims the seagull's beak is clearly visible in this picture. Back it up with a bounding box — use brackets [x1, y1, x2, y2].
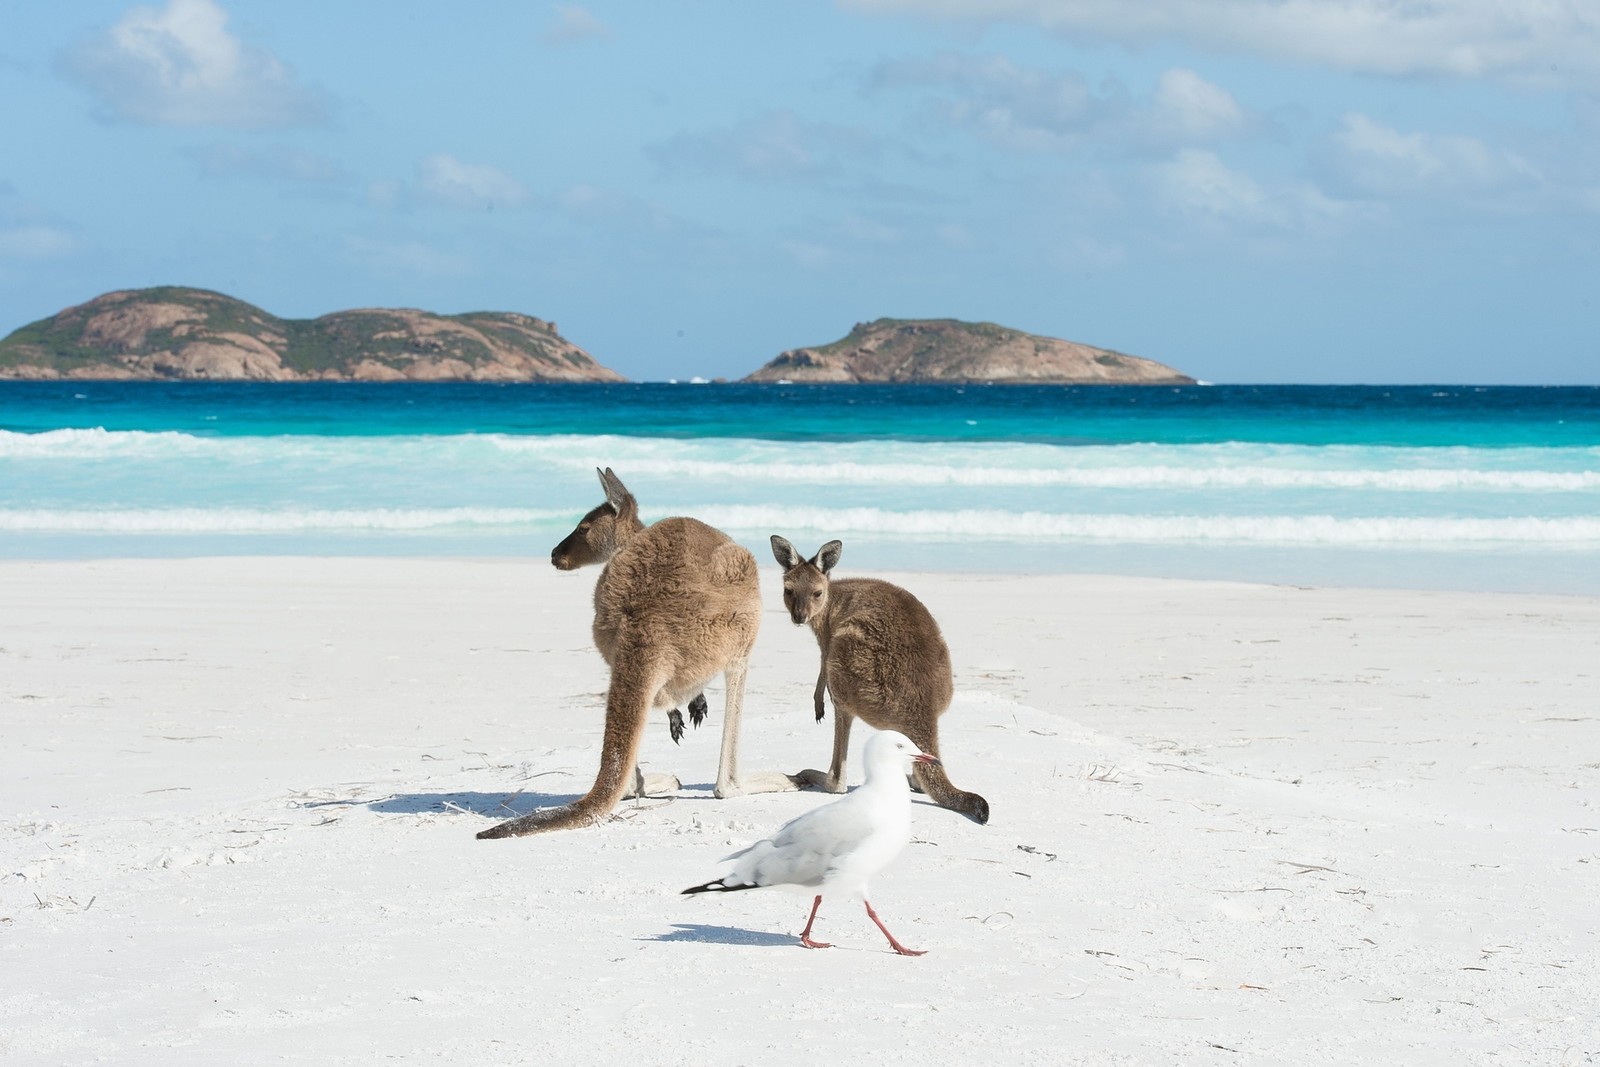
[912, 752, 940, 766]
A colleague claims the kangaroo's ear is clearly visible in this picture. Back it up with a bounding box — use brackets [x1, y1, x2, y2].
[598, 467, 633, 512]
[815, 540, 843, 575]
[770, 534, 800, 570]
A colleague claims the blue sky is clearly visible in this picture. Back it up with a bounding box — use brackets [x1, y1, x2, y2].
[2, 1, 1596, 383]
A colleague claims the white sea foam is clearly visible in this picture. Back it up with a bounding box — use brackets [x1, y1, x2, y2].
[491, 435, 1600, 492]
[0, 507, 561, 533]
[6, 429, 1597, 493]
[0, 427, 217, 457]
[6, 504, 1595, 547]
[696, 505, 1600, 547]
[593, 457, 1600, 493]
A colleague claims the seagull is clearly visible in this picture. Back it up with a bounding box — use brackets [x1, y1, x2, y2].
[682, 728, 936, 956]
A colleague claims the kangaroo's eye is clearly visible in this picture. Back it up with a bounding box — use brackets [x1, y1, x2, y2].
[812, 590, 822, 599]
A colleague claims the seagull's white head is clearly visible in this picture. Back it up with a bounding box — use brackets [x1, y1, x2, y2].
[865, 729, 939, 778]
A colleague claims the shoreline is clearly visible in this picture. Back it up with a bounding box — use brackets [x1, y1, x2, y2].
[1, 544, 1596, 598]
[4, 558, 1597, 1062]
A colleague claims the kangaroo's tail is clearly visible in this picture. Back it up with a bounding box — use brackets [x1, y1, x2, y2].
[903, 725, 990, 825]
[476, 670, 653, 840]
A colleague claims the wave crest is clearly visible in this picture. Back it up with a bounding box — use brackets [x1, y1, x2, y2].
[6, 504, 1596, 547]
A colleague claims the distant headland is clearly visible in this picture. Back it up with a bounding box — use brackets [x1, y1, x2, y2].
[0, 287, 623, 383]
[742, 317, 1193, 385]
[0, 287, 1193, 385]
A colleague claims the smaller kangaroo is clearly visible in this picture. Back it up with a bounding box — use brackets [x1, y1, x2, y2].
[770, 535, 990, 825]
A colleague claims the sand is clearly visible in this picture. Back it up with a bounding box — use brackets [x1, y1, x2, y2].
[2, 557, 1597, 1065]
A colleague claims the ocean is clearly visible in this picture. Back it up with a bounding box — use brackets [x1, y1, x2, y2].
[3, 381, 1597, 594]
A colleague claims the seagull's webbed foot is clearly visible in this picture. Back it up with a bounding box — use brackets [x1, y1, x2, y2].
[800, 935, 833, 950]
[865, 899, 926, 956]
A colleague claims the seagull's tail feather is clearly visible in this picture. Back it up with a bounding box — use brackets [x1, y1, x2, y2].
[682, 878, 758, 895]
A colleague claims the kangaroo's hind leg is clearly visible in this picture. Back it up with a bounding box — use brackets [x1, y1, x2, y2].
[792, 698, 854, 793]
[712, 656, 796, 798]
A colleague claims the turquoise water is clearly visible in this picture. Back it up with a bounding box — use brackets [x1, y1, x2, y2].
[3, 382, 1598, 593]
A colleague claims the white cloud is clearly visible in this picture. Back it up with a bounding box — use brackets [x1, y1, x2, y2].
[1148, 69, 1249, 143]
[0, 224, 80, 260]
[872, 54, 1249, 152]
[1322, 113, 1543, 198]
[543, 6, 611, 45]
[186, 142, 346, 185]
[1152, 148, 1271, 222]
[1151, 148, 1348, 232]
[650, 110, 887, 183]
[874, 53, 1106, 151]
[58, 0, 326, 128]
[341, 235, 471, 277]
[844, 0, 1600, 89]
[416, 154, 529, 210]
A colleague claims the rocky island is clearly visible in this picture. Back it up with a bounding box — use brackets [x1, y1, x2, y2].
[1, 290, 1194, 385]
[743, 318, 1193, 385]
[0, 287, 624, 382]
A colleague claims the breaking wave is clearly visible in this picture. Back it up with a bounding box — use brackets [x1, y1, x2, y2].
[5, 505, 1596, 547]
[6, 429, 1597, 493]
[0, 507, 562, 533]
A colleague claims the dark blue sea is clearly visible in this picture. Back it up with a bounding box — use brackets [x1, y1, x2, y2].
[3, 382, 1597, 592]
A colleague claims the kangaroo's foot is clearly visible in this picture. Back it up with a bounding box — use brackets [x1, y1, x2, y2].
[668, 708, 686, 744]
[623, 767, 681, 799]
[789, 768, 847, 793]
[716, 770, 800, 799]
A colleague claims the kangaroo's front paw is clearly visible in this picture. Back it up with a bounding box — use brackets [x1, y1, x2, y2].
[790, 768, 846, 793]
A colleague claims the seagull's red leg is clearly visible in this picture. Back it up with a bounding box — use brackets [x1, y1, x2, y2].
[864, 899, 926, 956]
[799, 895, 832, 949]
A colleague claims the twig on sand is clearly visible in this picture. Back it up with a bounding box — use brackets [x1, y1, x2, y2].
[1277, 860, 1342, 875]
[609, 798, 675, 821]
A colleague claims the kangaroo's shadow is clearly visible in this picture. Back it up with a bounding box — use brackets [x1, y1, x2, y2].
[368, 791, 582, 817]
[644, 924, 796, 948]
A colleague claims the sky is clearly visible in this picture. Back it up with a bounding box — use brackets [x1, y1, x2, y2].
[1, 1, 1597, 384]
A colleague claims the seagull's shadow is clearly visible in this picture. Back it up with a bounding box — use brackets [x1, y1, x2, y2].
[644, 924, 796, 949]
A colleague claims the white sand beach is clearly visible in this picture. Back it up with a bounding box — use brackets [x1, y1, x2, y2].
[3, 557, 1597, 1065]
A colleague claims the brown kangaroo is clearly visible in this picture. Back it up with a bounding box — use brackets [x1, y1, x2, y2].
[770, 535, 990, 825]
[477, 469, 794, 839]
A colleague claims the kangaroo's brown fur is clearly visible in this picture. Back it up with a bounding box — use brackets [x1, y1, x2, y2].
[478, 469, 793, 839]
[770, 535, 990, 824]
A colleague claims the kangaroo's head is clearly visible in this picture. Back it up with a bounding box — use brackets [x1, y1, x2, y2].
[770, 535, 842, 626]
[551, 467, 642, 571]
